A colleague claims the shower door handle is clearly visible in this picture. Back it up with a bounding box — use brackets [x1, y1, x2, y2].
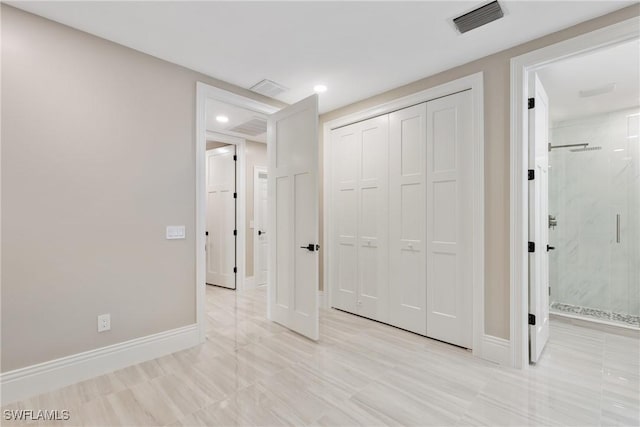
[616, 214, 621, 243]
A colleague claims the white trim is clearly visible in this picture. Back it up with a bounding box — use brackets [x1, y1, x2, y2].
[322, 72, 487, 360]
[253, 165, 268, 289]
[318, 291, 328, 310]
[509, 17, 640, 369]
[0, 324, 198, 405]
[481, 335, 511, 366]
[196, 82, 281, 343]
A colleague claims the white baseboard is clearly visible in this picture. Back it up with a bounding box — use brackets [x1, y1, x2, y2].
[0, 324, 199, 405]
[481, 334, 511, 366]
[318, 291, 328, 309]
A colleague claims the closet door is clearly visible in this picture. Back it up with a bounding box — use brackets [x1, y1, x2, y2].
[389, 104, 427, 335]
[426, 90, 473, 349]
[358, 116, 389, 322]
[331, 124, 359, 314]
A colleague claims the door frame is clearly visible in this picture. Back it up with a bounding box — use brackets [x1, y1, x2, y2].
[253, 165, 268, 288]
[322, 72, 487, 359]
[196, 82, 280, 343]
[509, 16, 640, 369]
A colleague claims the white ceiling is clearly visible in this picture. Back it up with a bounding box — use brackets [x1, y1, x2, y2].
[537, 39, 640, 123]
[9, 1, 635, 114]
[206, 98, 267, 142]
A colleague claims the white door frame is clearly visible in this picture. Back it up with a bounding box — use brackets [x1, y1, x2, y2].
[253, 165, 268, 288]
[322, 72, 487, 360]
[196, 82, 279, 343]
[509, 17, 640, 369]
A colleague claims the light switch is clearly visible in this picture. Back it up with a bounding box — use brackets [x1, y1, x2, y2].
[166, 225, 186, 240]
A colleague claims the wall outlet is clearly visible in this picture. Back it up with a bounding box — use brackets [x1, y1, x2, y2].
[97, 314, 111, 332]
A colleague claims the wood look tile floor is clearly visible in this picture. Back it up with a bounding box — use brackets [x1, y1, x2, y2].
[3, 285, 639, 426]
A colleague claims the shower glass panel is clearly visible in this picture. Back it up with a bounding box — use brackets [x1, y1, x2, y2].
[549, 108, 640, 327]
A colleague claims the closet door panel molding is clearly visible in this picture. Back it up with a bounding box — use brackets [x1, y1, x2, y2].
[389, 104, 427, 335]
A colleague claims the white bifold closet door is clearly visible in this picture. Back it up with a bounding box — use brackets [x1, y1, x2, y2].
[389, 104, 427, 335]
[426, 90, 473, 349]
[331, 115, 389, 322]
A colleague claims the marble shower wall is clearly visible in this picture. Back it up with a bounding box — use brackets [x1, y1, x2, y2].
[549, 107, 640, 316]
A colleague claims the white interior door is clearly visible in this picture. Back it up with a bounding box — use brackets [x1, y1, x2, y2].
[389, 103, 427, 335]
[267, 95, 319, 340]
[529, 73, 550, 363]
[255, 168, 268, 286]
[206, 146, 236, 289]
[426, 90, 473, 349]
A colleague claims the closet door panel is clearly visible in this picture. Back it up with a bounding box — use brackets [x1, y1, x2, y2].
[389, 104, 427, 335]
[426, 90, 473, 349]
[358, 116, 389, 321]
[331, 126, 359, 313]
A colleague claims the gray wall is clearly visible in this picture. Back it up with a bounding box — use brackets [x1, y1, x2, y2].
[320, 4, 640, 339]
[0, 5, 283, 372]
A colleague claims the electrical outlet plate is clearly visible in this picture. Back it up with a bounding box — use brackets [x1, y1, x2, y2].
[97, 314, 111, 332]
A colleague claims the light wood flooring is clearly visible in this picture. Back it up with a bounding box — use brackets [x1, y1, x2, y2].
[3, 285, 639, 426]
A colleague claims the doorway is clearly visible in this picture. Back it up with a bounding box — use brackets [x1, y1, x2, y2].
[510, 16, 640, 368]
[195, 83, 321, 343]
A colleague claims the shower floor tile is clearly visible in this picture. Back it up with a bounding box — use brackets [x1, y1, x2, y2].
[551, 302, 640, 328]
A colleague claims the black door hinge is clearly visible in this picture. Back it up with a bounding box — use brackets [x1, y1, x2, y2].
[528, 169, 535, 180]
[528, 313, 536, 325]
[233, 155, 237, 161]
[233, 266, 237, 274]
[528, 98, 535, 109]
[205, 231, 208, 236]
[233, 192, 237, 199]
[233, 229, 237, 236]
[528, 241, 535, 253]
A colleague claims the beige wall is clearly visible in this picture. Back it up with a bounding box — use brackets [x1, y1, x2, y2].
[0, 5, 284, 372]
[320, 4, 640, 340]
[244, 141, 267, 278]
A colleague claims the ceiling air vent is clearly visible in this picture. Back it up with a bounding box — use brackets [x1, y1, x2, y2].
[453, 1, 504, 34]
[229, 118, 267, 137]
[250, 79, 289, 98]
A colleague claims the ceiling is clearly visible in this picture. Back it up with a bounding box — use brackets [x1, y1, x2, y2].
[9, 1, 635, 114]
[206, 98, 267, 142]
[537, 39, 640, 123]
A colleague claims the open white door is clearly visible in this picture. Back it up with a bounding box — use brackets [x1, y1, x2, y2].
[267, 95, 319, 340]
[206, 146, 236, 289]
[529, 73, 550, 363]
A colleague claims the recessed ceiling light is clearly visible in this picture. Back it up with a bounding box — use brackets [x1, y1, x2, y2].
[216, 115, 229, 123]
[313, 84, 328, 93]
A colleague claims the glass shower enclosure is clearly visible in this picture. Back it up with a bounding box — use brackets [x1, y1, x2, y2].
[549, 107, 639, 328]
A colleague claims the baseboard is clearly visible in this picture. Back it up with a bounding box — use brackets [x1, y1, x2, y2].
[318, 291, 328, 310]
[481, 334, 511, 366]
[0, 324, 199, 405]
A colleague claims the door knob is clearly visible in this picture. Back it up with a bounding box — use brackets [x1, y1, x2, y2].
[300, 244, 320, 252]
[547, 245, 555, 251]
[258, 230, 266, 236]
